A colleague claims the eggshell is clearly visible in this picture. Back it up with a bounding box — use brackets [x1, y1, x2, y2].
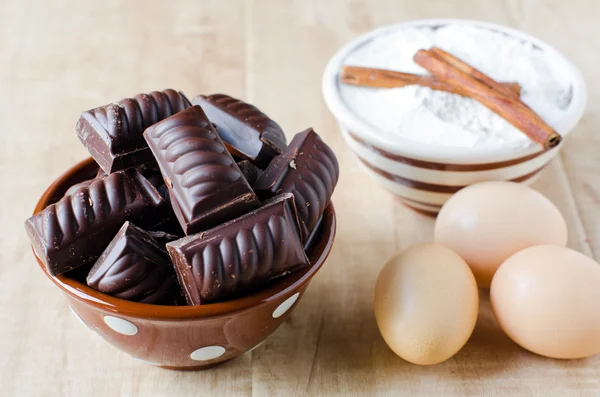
[374, 244, 479, 365]
[491, 245, 600, 359]
[434, 181, 567, 288]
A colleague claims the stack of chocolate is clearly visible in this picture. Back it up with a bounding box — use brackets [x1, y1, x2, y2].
[25, 90, 339, 305]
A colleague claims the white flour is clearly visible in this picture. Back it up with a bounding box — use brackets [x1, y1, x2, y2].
[339, 25, 572, 148]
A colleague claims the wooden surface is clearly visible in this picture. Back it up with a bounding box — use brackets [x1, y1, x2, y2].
[1, 0, 599, 396]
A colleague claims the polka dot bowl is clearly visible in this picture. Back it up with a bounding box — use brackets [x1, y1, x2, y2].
[31, 158, 337, 370]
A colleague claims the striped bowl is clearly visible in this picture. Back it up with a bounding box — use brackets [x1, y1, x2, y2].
[322, 19, 587, 215]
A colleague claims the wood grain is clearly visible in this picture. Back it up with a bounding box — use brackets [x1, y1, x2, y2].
[1, 0, 599, 396]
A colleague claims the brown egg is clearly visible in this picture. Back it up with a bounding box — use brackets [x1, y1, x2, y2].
[491, 245, 600, 359]
[434, 181, 567, 287]
[374, 244, 479, 365]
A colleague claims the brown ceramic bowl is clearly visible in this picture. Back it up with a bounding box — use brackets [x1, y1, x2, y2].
[31, 157, 336, 370]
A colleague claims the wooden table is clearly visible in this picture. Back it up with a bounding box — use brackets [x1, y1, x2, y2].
[2, 0, 599, 395]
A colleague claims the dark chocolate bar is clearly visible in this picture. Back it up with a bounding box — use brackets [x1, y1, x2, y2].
[192, 94, 287, 168]
[166, 193, 309, 305]
[144, 105, 259, 235]
[25, 168, 169, 275]
[65, 163, 163, 198]
[254, 128, 339, 241]
[237, 160, 263, 186]
[87, 222, 177, 304]
[77, 89, 191, 173]
[63, 178, 98, 197]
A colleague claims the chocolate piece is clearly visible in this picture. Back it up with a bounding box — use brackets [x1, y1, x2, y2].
[65, 163, 161, 198]
[254, 128, 339, 241]
[192, 94, 287, 168]
[87, 222, 177, 304]
[237, 160, 263, 186]
[147, 230, 179, 246]
[77, 89, 191, 173]
[25, 169, 169, 276]
[144, 105, 259, 235]
[63, 178, 98, 197]
[167, 193, 308, 305]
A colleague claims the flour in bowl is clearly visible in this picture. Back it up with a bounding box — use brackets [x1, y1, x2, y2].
[339, 24, 572, 148]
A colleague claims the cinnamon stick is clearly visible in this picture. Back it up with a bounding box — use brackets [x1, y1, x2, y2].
[341, 65, 522, 97]
[430, 47, 519, 99]
[414, 49, 562, 150]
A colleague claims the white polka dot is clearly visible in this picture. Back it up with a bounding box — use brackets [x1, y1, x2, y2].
[70, 307, 86, 327]
[103, 316, 138, 336]
[190, 346, 226, 361]
[272, 293, 300, 318]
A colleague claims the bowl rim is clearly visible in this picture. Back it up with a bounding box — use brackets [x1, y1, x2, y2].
[32, 157, 336, 319]
[322, 18, 588, 164]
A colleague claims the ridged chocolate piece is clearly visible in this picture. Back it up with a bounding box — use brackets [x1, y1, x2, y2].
[25, 169, 169, 276]
[87, 222, 177, 304]
[65, 163, 163, 198]
[237, 160, 263, 186]
[77, 89, 191, 173]
[192, 94, 287, 168]
[167, 193, 308, 305]
[254, 128, 339, 241]
[63, 178, 98, 197]
[144, 105, 259, 235]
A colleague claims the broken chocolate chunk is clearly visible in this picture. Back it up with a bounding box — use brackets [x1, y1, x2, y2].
[166, 193, 308, 304]
[254, 128, 339, 241]
[192, 94, 287, 168]
[87, 222, 177, 304]
[77, 89, 191, 173]
[144, 105, 259, 235]
[25, 168, 169, 275]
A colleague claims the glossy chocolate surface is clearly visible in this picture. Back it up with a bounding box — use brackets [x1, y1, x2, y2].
[87, 222, 176, 304]
[77, 89, 191, 173]
[25, 168, 169, 275]
[68, 164, 162, 198]
[167, 193, 309, 305]
[144, 105, 259, 235]
[192, 94, 287, 168]
[254, 128, 339, 241]
[63, 177, 98, 197]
